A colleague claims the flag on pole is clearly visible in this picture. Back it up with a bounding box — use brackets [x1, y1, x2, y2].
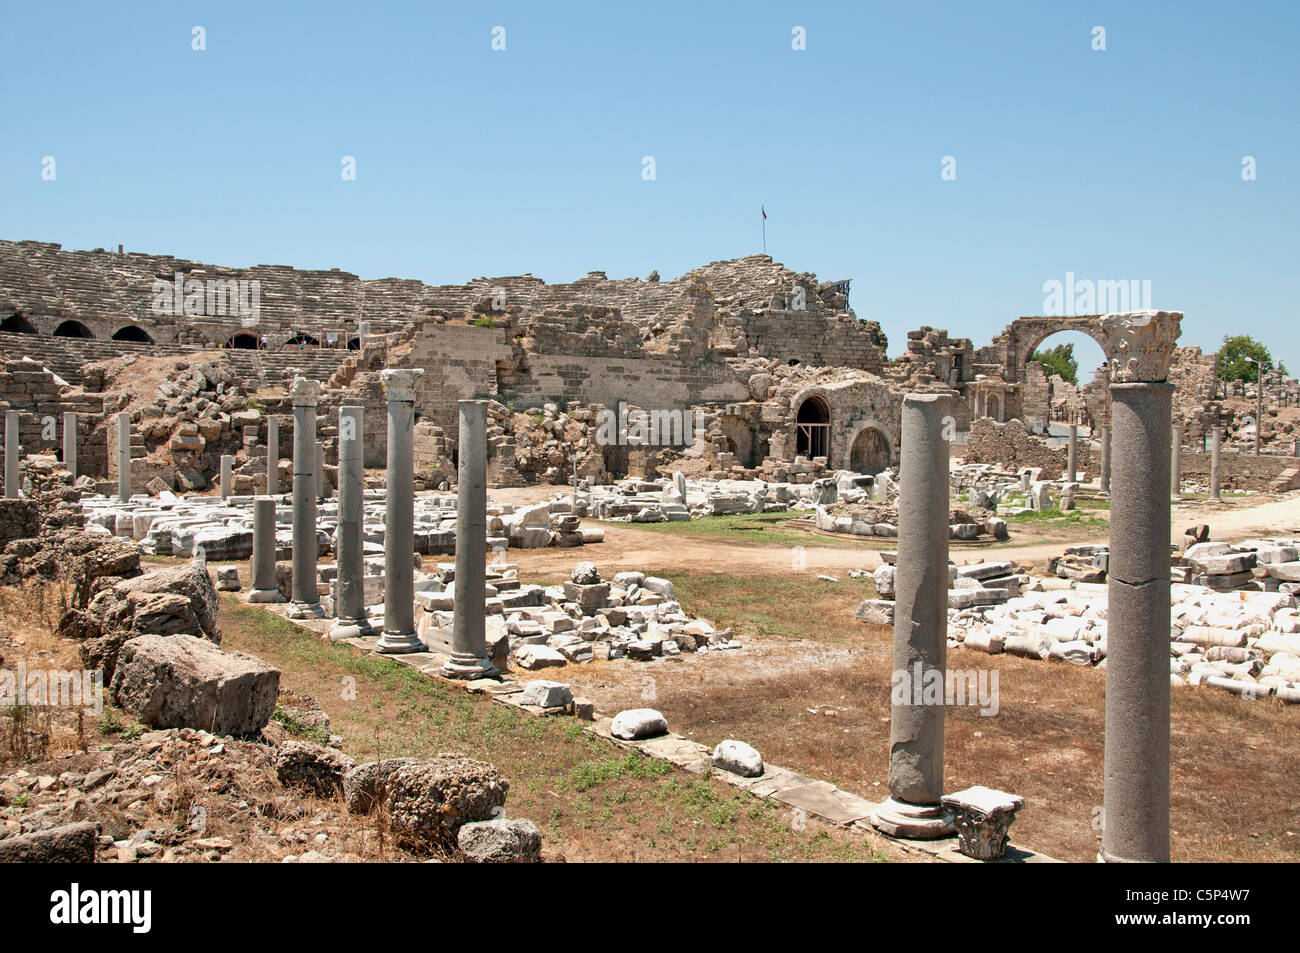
[762, 206, 767, 220]
[761, 206, 767, 253]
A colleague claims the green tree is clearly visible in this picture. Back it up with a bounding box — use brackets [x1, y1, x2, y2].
[1028, 343, 1078, 385]
[1217, 335, 1271, 383]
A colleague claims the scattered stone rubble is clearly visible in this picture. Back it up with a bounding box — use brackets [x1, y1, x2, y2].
[939, 537, 1300, 703]
[855, 555, 1028, 624]
[407, 562, 740, 672]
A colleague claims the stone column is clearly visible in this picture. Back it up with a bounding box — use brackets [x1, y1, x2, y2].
[63, 412, 77, 479]
[220, 454, 234, 499]
[1100, 311, 1180, 864]
[442, 398, 500, 678]
[870, 393, 953, 838]
[1170, 425, 1182, 499]
[315, 439, 325, 500]
[3, 411, 18, 499]
[358, 320, 371, 349]
[290, 377, 323, 613]
[266, 416, 279, 494]
[249, 496, 284, 602]
[117, 413, 131, 503]
[1099, 424, 1111, 494]
[1066, 424, 1078, 481]
[1210, 426, 1222, 501]
[375, 370, 424, 653]
[330, 405, 370, 641]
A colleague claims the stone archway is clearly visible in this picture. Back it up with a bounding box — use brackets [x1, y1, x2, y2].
[795, 394, 831, 459]
[112, 325, 153, 343]
[53, 320, 94, 338]
[1, 313, 37, 334]
[849, 425, 891, 475]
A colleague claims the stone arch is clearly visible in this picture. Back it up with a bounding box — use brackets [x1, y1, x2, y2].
[112, 324, 153, 343]
[1003, 316, 1113, 379]
[716, 415, 754, 467]
[53, 320, 94, 338]
[286, 332, 319, 348]
[1, 313, 37, 334]
[986, 393, 1001, 422]
[228, 332, 259, 349]
[794, 392, 831, 460]
[848, 425, 891, 475]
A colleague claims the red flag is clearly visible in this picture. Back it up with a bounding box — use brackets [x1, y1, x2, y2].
[762, 206, 767, 219]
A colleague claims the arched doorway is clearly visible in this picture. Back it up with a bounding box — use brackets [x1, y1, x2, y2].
[286, 333, 319, 348]
[1, 313, 37, 334]
[795, 395, 831, 459]
[228, 332, 259, 349]
[112, 325, 153, 343]
[849, 427, 890, 475]
[986, 393, 1001, 422]
[53, 320, 93, 338]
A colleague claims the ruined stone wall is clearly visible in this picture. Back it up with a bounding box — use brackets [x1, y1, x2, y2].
[963, 417, 1089, 476]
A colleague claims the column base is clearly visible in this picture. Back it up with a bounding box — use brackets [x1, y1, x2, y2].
[375, 630, 425, 654]
[248, 589, 286, 604]
[328, 618, 373, 642]
[869, 797, 955, 839]
[288, 601, 325, 619]
[440, 653, 500, 680]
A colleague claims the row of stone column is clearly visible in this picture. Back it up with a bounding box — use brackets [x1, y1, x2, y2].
[875, 312, 1180, 864]
[248, 375, 496, 676]
[5, 410, 87, 499]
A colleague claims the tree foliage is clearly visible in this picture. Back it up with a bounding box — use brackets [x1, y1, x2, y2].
[1028, 342, 1078, 385]
[1217, 335, 1272, 383]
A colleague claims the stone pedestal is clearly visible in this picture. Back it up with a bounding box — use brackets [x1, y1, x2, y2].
[1100, 311, 1179, 864]
[1066, 424, 1078, 482]
[3, 411, 17, 499]
[1210, 426, 1222, 501]
[870, 393, 953, 839]
[442, 399, 499, 678]
[290, 378, 323, 615]
[1170, 425, 1182, 499]
[117, 413, 131, 503]
[266, 416, 279, 494]
[330, 406, 371, 641]
[220, 454, 234, 499]
[249, 496, 284, 603]
[375, 370, 424, 654]
[63, 412, 77, 479]
[1099, 424, 1111, 494]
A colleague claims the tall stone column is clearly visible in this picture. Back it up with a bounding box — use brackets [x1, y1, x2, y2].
[249, 496, 284, 603]
[1099, 424, 1111, 494]
[1170, 425, 1183, 499]
[375, 370, 425, 654]
[290, 377, 323, 614]
[315, 439, 325, 500]
[3, 411, 18, 499]
[220, 454, 234, 499]
[870, 393, 953, 838]
[266, 416, 279, 494]
[330, 405, 371, 641]
[1101, 311, 1180, 864]
[442, 398, 500, 678]
[1210, 426, 1222, 501]
[1066, 424, 1078, 481]
[63, 412, 77, 479]
[117, 413, 131, 503]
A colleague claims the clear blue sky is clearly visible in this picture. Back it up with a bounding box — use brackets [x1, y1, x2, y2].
[2, 1, 1296, 373]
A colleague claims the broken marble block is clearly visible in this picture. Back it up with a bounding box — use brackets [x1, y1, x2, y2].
[610, 708, 667, 740]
